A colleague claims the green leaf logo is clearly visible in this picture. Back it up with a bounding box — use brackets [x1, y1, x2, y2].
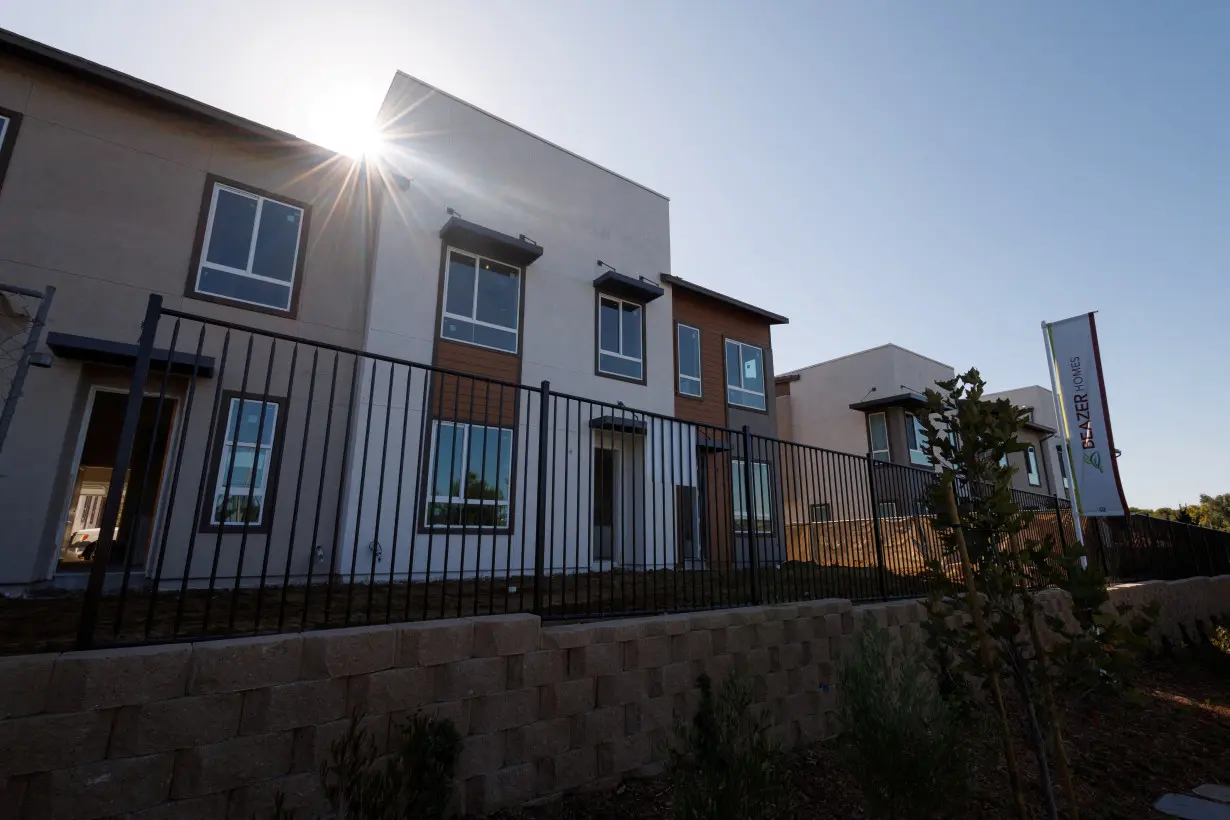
[1084, 452, 1104, 474]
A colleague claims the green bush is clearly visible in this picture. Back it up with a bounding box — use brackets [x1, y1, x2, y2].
[667, 672, 787, 820]
[838, 617, 973, 819]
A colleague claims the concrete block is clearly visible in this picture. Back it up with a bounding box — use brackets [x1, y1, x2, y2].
[670, 630, 712, 663]
[0, 773, 26, 820]
[596, 670, 650, 707]
[48, 645, 190, 711]
[24, 753, 173, 820]
[757, 670, 789, 701]
[657, 613, 697, 635]
[842, 611, 856, 633]
[189, 634, 302, 694]
[415, 699, 470, 738]
[702, 653, 735, 683]
[435, 656, 508, 700]
[735, 647, 771, 677]
[790, 664, 820, 693]
[506, 718, 571, 764]
[519, 650, 567, 688]
[754, 620, 786, 647]
[765, 604, 799, 621]
[722, 625, 754, 654]
[539, 623, 597, 650]
[395, 618, 474, 667]
[624, 635, 672, 669]
[597, 734, 651, 776]
[348, 666, 432, 714]
[0, 655, 56, 718]
[457, 732, 506, 779]
[0, 710, 112, 776]
[823, 613, 844, 638]
[240, 678, 347, 734]
[473, 613, 541, 657]
[568, 641, 623, 678]
[593, 617, 656, 642]
[171, 732, 294, 798]
[805, 638, 831, 664]
[300, 624, 396, 679]
[573, 706, 624, 747]
[540, 678, 595, 719]
[661, 661, 696, 695]
[225, 771, 328, 820]
[550, 747, 597, 792]
[772, 642, 805, 672]
[292, 714, 390, 773]
[734, 607, 768, 626]
[470, 688, 538, 733]
[126, 793, 228, 820]
[111, 693, 242, 757]
[635, 695, 675, 733]
[495, 762, 537, 808]
[784, 616, 814, 643]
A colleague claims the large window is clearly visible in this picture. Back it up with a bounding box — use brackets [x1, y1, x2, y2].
[193, 180, 307, 312]
[906, 413, 931, 466]
[1025, 445, 1041, 486]
[867, 412, 890, 461]
[597, 295, 644, 381]
[676, 323, 702, 397]
[1056, 445, 1069, 489]
[725, 340, 765, 410]
[441, 249, 521, 353]
[425, 421, 514, 528]
[732, 459, 772, 533]
[210, 397, 281, 528]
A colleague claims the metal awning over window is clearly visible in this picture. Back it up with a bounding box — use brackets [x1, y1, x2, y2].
[46, 332, 216, 376]
[849, 390, 927, 412]
[588, 415, 648, 435]
[592, 270, 664, 303]
[439, 216, 543, 267]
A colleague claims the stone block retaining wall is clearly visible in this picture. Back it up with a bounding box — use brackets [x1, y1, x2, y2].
[0, 576, 1226, 819]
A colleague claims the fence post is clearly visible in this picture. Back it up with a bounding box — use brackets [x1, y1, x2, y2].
[0, 284, 55, 458]
[1052, 493, 1068, 551]
[865, 453, 889, 601]
[76, 294, 162, 649]
[740, 425, 760, 606]
[531, 381, 551, 616]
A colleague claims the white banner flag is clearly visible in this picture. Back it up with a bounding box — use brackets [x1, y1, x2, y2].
[1044, 313, 1128, 517]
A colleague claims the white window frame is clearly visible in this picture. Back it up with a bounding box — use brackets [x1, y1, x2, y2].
[1025, 444, 1041, 487]
[867, 412, 890, 461]
[596, 294, 644, 380]
[194, 182, 305, 312]
[676, 323, 702, 397]
[440, 247, 522, 354]
[724, 339, 766, 410]
[906, 413, 931, 466]
[211, 397, 279, 527]
[424, 420, 515, 530]
[732, 458, 773, 534]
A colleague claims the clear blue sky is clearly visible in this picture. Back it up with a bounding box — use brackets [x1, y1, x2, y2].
[7, 1, 1227, 508]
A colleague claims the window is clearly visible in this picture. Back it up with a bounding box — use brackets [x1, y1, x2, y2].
[906, 413, 931, 466]
[425, 421, 514, 528]
[725, 340, 766, 410]
[597, 295, 644, 381]
[1025, 445, 1041, 486]
[1056, 445, 1069, 489]
[210, 397, 280, 527]
[0, 107, 22, 194]
[867, 412, 890, 461]
[732, 459, 772, 533]
[809, 502, 832, 523]
[877, 501, 898, 519]
[193, 180, 307, 312]
[441, 249, 521, 353]
[676, 323, 702, 397]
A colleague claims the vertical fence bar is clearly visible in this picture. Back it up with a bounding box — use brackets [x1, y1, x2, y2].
[532, 381, 551, 616]
[740, 426, 759, 606]
[865, 453, 889, 601]
[76, 294, 161, 649]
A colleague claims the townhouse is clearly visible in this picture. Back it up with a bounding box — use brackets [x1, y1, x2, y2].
[0, 36, 790, 593]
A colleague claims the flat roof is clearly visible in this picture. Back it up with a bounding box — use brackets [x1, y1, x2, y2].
[0, 27, 333, 157]
[779, 343, 952, 378]
[660, 274, 789, 325]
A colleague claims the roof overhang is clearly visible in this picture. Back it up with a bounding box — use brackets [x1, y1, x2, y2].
[47, 332, 216, 377]
[849, 391, 928, 412]
[660, 274, 788, 325]
[1023, 419, 1057, 435]
[593, 270, 664, 303]
[440, 216, 543, 267]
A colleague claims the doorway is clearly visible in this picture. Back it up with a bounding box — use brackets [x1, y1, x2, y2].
[58, 390, 177, 572]
[593, 447, 617, 562]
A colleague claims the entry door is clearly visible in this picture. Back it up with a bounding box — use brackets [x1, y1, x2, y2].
[593, 447, 617, 562]
[675, 485, 700, 564]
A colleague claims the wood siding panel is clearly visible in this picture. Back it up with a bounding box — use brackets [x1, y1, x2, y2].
[429, 339, 520, 426]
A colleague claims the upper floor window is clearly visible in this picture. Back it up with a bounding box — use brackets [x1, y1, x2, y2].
[0, 107, 21, 194]
[442, 249, 521, 353]
[906, 413, 931, 466]
[725, 340, 765, 410]
[1056, 445, 1069, 489]
[193, 180, 307, 313]
[676, 323, 702, 397]
[1025, 444, 1041, 486]
[597, 295, 644, 381]
[867, 412, 890, 461]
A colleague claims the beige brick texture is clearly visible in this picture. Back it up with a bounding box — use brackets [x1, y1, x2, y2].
[348, 666, 432, 714]
[0, 655, 56, 719]
[300, 624, 397, 679]
[395, 619, 475, 666]
[0, 710, 113, 776]
[23, 753, 174, 820]
[239, 678, 347, 735]
[110, 694, 242, 758]
[48, 645, 190, 712]
[470, 688, 538, 734]
[188, 635, 302, 695]
[171, 733, 294, 798]
[473, 613, 541, 657]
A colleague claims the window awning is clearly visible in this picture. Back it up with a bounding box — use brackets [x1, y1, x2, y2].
[849, 391, 927, 412]
[593, 270, 664, 303]
[588, 415, 648, 435]
[697, 434, 732, 452]
[439, 216, 543, 267]
[46, 332, 216, 377]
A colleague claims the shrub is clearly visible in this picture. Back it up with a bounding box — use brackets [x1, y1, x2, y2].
[667, 672, 786, 820]
[838, 616, 973, 819]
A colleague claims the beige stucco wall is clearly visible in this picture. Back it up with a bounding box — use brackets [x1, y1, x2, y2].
[987, 386, 1066, 498]
[0, 55, 373, 586]
[0, 575, 1224, 819]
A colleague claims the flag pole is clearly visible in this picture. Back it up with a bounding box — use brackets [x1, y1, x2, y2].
[1042, 320, 1086, 565]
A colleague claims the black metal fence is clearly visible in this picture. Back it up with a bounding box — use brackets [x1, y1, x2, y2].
[55, 297, 1229, 650]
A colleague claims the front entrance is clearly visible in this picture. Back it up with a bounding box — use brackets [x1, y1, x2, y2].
[592, 446, 618, 562]
[58, 389, 177, 572]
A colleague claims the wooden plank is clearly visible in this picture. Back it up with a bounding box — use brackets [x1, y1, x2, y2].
[1154, 794, 1230, 819]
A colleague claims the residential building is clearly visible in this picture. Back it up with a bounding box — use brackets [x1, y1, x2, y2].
[0, 29, 374, 590]
[985, 385, 1067, 501]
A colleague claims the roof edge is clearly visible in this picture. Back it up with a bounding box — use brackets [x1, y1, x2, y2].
[660, 274, 789, 325]
[779, 342, 952, 378]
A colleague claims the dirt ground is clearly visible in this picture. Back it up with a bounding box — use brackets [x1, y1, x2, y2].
[488, 656, 1230, 820]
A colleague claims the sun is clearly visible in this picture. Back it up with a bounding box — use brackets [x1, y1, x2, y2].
[332, 122, 386, 160]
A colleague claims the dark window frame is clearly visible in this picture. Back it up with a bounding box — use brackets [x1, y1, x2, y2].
[415, 414, 521, 536]
[731, 457, 775, 534]
[674, 321, 703, 399]
[593, 290, 648, 385]
[0, 106, 23, 197]
[438, 246, 524, 355]
[198, 390, 288, 535]
[809, 502, 832, 523]
[722, 335, 768, 414]
[185, 174, 312, 318]
[1025, 444, 1041, 487]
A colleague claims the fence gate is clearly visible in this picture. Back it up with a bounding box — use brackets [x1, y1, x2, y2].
[0, 283, 54, 459]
